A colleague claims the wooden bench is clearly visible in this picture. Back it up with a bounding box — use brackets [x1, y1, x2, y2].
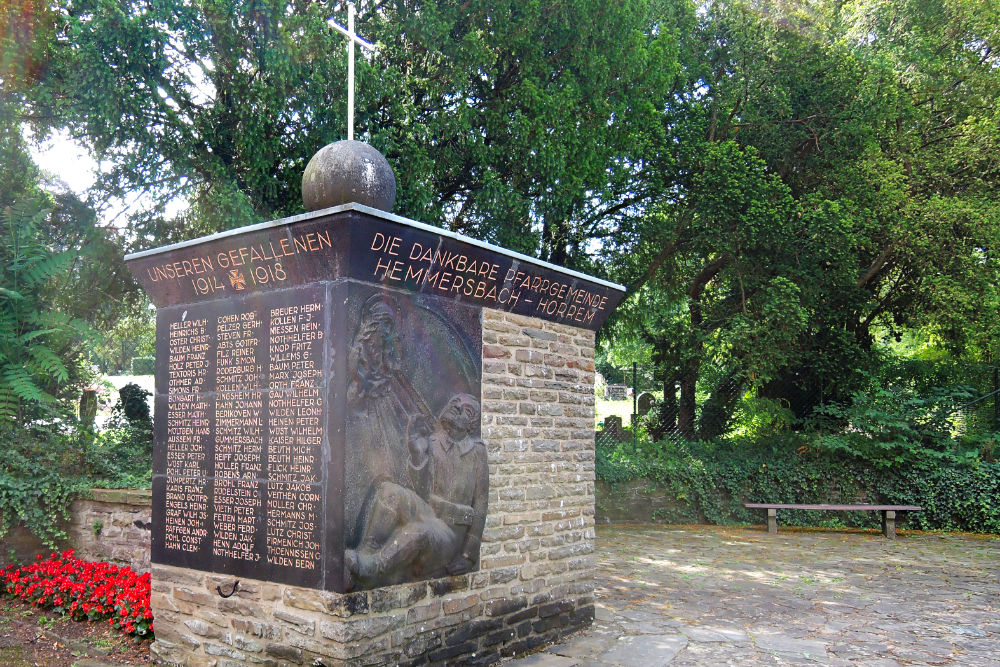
[743, 503, 923, 539]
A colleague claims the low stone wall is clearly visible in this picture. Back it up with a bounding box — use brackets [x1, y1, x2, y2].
[151, 562, 593, 666]
[149, 310, 598, 666]
[1, 489, 152, 573]
[595, 479, 684, 525]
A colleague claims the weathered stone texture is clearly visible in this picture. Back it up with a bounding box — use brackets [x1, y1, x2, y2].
[1, 488, 151, 572]
[148, 310, 596, 666]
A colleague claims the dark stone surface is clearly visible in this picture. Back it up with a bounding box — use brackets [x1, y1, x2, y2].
[429, 575, 470, 596]
[484, 597, 527, 617]
[604, 384, 627, 400]
[264, 643, 304, 664]
[340, 286, 485, 590]
[127, 208, 622, 331]
[353, 215, 618, 330]
[150, 284, 329, 589]
[302, 140, 397, 212]
[126, 204, 620, 599]
[147, 277, 485, 592]
[599, 415, 630, 443]
[637, 391, 655, 416]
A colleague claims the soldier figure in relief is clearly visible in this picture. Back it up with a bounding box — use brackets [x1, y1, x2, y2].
[345, 393, 488, 588]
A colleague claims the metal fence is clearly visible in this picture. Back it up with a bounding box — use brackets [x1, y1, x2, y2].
[596, 360, 1000, 448]
[595, 362, 678, 450]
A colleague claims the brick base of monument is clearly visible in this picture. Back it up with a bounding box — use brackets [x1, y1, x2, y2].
[148, 312, 597, 666]
[150, 565, 593, 666]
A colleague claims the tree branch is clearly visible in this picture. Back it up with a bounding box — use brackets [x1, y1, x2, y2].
[689, 253, 730, 301]
[856, 245, 893, 288]
[626, 212, 691, 294]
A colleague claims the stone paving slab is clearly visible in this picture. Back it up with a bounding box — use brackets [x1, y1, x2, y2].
[501, 525, 1000, 665]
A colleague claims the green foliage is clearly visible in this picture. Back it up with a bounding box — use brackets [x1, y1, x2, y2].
[0, 203, 91, 422]
[0, 385, 153, 549]
[808, 379, 985, 466]
[128, 356, 154, 376]
[597, 435, 1000, 533]
[90, 310, 154, 375]
[0, 61, 151, 545]
[116, 383, 151, 424]
[0, 422, 100, 548]
[607, 0, 1000, 438]
[728, 393, 796, 440]
[93, 386, 153, 488]
[18, 0, 688, 268]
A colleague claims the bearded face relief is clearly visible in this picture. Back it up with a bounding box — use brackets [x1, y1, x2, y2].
[343, 288, 485, 588]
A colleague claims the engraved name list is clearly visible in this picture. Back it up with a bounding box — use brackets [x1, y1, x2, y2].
[155, 285, 328, 584]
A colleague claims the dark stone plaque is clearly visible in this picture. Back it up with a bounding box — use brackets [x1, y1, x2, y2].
[128, 203, 624, 592]
[127, 206, 624, 331]
[340, 286, 483, 589]
[152, 285, 329, 588]
[352, 215, 620, 330]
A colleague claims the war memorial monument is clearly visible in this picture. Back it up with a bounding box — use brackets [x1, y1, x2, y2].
[124, 133, 625, 665]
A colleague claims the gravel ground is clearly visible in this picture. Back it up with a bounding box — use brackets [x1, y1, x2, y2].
[507, 524, 1000, 666]
[0, 598, 149, 667]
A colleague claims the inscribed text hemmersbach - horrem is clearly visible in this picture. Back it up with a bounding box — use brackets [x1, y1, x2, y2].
[127, 204, 624, 593]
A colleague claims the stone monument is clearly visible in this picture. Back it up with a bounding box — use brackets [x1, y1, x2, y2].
[125, 141, 625, 665]
[636, 391, 655, 417]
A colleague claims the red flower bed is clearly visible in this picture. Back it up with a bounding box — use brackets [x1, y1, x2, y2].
[1, 550, 153, 640]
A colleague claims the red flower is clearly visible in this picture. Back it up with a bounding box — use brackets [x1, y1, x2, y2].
[1, 553, 153, 641]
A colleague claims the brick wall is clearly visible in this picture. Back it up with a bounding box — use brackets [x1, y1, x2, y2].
[1, 489, 151, 573]
[149, 310, 597, 666]
[595, 479, 684, 524]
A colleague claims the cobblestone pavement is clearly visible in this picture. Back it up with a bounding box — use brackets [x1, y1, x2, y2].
[505, 524, 1000, 666]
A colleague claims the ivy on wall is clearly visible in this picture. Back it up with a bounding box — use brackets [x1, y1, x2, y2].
[597, 437, 1000, 533]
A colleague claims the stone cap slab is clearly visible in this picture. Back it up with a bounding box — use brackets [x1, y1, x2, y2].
[124, 203, 625, 330]
[88, 488, 153, 507]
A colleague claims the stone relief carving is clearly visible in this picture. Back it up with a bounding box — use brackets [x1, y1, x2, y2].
[347, 295, 427, 488]
[344, 291, 486, 590]
[345, 394, 487, 589]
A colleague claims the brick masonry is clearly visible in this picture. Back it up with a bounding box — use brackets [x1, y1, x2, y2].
[595, 479, 685, 525]
[1, 489, 152, 573]
[148, 309, 597, 666]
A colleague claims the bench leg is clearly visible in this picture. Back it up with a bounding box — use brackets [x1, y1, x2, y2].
[882, 510, 896, 539]
[767, 508, 777, 534]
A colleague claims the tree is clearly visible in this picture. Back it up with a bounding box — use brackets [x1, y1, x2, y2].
[18, 0, 687, 267]
[611, 140, 807, 437]
[608, 0, 1000, 438]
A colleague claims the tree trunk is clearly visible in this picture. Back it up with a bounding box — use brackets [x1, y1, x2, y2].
[698, 371, 742, 439]
[677, 361, 699, 438]
[676, 254, 730, 439]
[650, 378, 678, 441]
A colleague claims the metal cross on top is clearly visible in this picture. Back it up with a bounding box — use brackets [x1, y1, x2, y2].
[328, 2, 377, 141]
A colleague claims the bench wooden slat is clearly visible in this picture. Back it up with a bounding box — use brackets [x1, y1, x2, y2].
[743, 504, 922, 511]
[743, 503, 922, 539]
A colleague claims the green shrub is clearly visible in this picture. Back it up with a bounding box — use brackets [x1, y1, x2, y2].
[93, 386, 153, 488]
[129, 356, 155, 375]
[807, 378, 985, 466]
[597, 435, 1000, 533]
[0, 389, 153, 549]
[0, 421, 103, 548]
[116, 383, 151, 424]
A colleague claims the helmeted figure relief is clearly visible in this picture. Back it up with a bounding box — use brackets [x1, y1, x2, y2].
[345, 393, 487, 589]
[346, 295, 428, 502]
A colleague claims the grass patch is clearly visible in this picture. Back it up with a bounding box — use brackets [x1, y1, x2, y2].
[596, 399, 635, 427]
[0, 645, 26, 666]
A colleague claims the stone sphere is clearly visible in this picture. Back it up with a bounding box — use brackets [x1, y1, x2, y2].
[302, 140, 397, 212]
